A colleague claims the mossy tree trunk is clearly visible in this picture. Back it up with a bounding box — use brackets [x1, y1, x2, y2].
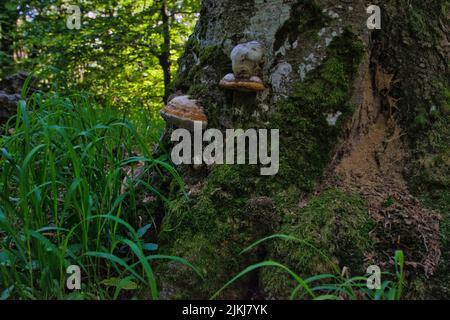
[156, 0, 449, 299]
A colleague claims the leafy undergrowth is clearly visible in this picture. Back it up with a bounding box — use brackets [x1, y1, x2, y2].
[0, 90, 200, 299]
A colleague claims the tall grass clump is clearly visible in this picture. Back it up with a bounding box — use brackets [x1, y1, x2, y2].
[0, 88, 200, 300]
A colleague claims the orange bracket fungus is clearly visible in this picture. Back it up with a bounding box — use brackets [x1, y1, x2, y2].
[160, 95, 208, 131]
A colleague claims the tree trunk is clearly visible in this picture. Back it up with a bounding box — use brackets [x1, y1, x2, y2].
[156, 0, 449, 299]
[0, 2, 19, 76]
[159, 0, 172, 103]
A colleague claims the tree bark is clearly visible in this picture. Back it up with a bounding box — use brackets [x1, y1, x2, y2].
[0, 2, 19, 76]
[159, 0, 172, 103]
[156, 0, 450, 299]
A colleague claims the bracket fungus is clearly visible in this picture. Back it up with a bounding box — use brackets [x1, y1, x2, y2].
[219, 73, 265, 92]
[219, 41, 266, 92]
[160, 95, 208, 131]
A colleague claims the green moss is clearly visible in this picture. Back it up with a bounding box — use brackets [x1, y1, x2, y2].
[184, 46, 230, 98]
[443, 1, 450, 18]
[268, 29, 365, 191]
[406, 21, 450, 294]
[261, 189, 374, 298]
[187, 83, 209, 97]
[159, 164, 268, 298]
[409, 85, 450, 298]
[392, 0, 444, 41]
[173, 41, 230, 94]
[410, 83, 450, 220]
[158, 233, 242, 299]
[273, 0, 328, 52]
[198, 46, 222, 62]
[404, 1, 449, 217]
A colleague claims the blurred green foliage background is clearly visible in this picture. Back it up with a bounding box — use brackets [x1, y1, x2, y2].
[0, 0, 201, 123]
